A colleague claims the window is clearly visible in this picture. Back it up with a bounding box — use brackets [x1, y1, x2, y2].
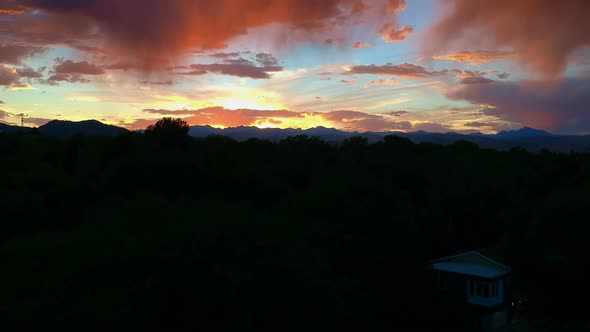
[469, 280, 499, 298]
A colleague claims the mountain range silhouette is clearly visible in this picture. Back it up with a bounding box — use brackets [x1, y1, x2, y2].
[1, 120, 589, 152]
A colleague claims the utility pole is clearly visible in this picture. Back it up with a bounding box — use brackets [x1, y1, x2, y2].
[16, 113, 25, 127]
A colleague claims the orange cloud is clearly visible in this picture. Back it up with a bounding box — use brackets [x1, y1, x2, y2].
[433, 51, 516, 65]
[363, 78, 400, 88]
[5, 0, 408, 69]
[385, 0, 407, 13]
[0, 0, 411, 70]
[0, 9, 23, 14]
[0, 4, 25, 15]
[426, 0, 590, 76]
[132, 107, 417, 132]
[379, 24, 413, 42]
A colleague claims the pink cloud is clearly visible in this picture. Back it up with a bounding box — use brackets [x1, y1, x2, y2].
[0, 44, 45, 64]
[353, 41, 372, 49]
[379, 24, 413, 42]
[425, 0, 590, 77]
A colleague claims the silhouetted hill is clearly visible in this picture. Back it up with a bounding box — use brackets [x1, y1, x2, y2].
[38, 120, 129, 137]
[495, 127, 554, 139]
[0, 122, 33, 134]
[189, 125, 590, 152]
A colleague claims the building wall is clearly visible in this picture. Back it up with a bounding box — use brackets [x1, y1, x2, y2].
[433, 270, 469, 303]
[468, 279, 504, 307]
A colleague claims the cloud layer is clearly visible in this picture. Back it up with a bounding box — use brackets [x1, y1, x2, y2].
[2, 0, 409, 68]
[433, 51, 515, 65]
[446, 77, 590, 134]
[346, 63, 444, 78]
[128, 107, 447, 133]
[179, 55, 284, 79]
[427, 0, 590, 76]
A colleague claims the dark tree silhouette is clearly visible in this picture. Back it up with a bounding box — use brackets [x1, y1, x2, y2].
[145, 117, 190, 145]
[0, 129, 589, 330]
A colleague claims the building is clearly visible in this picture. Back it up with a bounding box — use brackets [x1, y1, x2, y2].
[429, 251, 512, 332]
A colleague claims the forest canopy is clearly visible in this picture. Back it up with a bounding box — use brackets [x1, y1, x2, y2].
[0, 124, 589, 330]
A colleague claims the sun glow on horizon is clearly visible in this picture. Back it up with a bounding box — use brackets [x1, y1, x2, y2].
[253, 113, 335, 130]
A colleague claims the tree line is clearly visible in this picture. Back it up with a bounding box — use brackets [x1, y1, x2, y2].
[0, 118, 589, 330]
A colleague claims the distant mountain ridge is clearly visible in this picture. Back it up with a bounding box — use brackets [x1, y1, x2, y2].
[190, 125, 590, 152]
[2, 120, 590, 152]
[0, 120, 129, 137]
[495, 127, 554, 139]
[38, 120, 129, 137]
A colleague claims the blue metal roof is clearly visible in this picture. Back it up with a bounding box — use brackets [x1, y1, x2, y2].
[432, 262, 509, 278]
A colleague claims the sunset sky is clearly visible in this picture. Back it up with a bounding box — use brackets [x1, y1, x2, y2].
[1, 0, 589, 134]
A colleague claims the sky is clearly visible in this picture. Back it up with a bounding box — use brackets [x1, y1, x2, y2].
[1, 0, 590, 134]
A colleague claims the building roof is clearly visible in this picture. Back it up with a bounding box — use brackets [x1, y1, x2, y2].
[429, 251, 512, 279]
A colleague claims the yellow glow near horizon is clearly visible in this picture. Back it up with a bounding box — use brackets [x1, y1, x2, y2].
[218, 98, 284, 111]
[66, 95, 102, 102]
[254, 113, 334, 130]
[213, 86, 287, 111]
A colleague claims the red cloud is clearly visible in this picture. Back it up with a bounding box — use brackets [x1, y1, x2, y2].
[426, 0, 590, 76]
[9, 0, 371, 68]
[0, 0, 409, 69]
